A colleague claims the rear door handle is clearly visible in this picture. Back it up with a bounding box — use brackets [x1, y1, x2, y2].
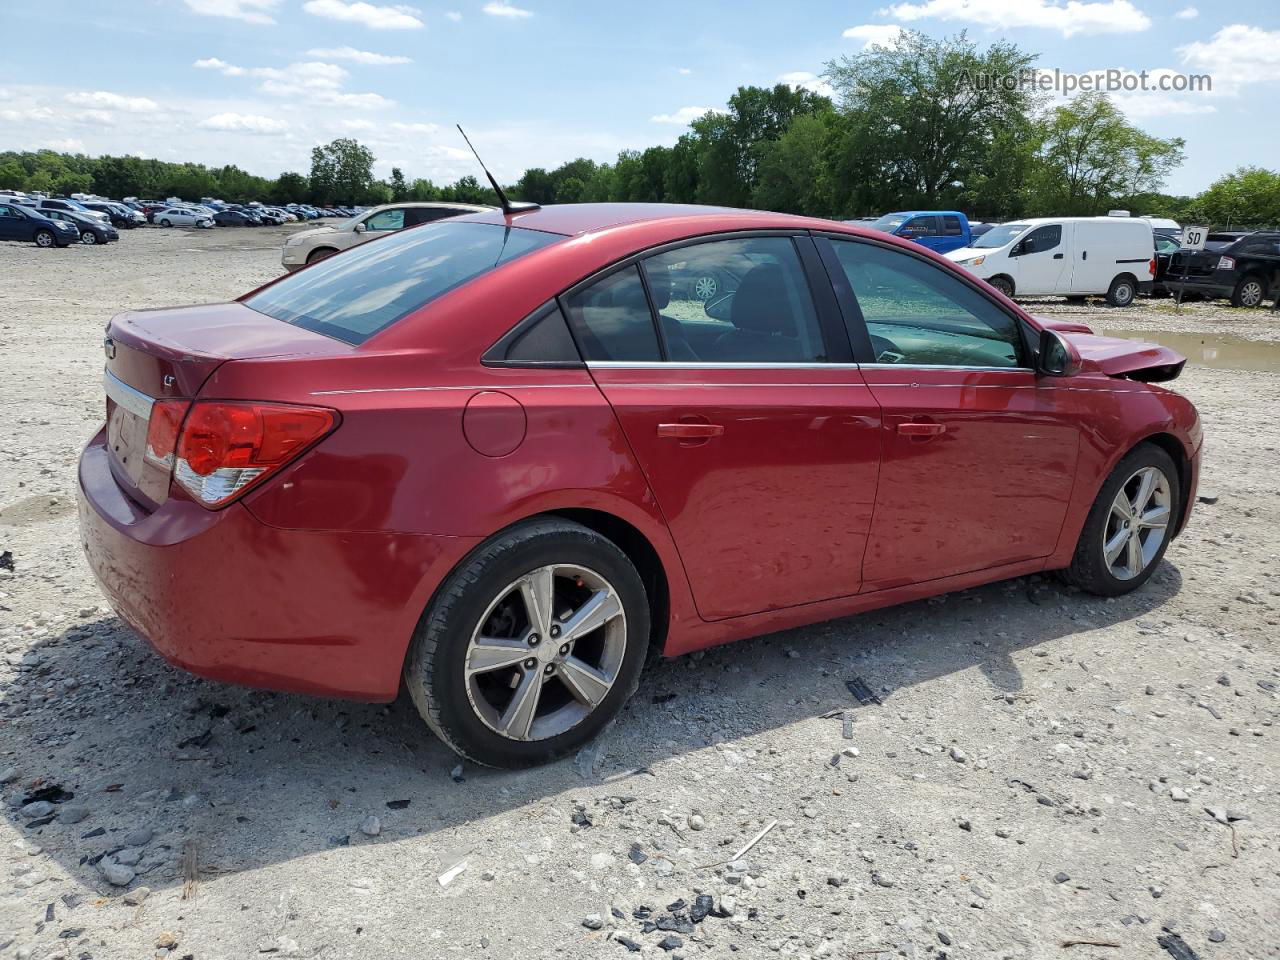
[898, 422, 946, 437]
[658, 423, 724, 439]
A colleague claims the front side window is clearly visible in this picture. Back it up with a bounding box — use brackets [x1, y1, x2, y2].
[974, 223, 1030, 249]
[245, 221, 560, 344]
[829, 239, 1024, 368]
[640, 236, 827, 363]
[898, 216, 936, 238]
[1018, 225, 1062, 255]
[365, 209, 405, 231]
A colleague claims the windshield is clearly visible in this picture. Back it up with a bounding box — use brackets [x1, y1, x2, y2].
[973, 223, 1031, 249]
[868, 214, 909, 232]
[245, 221, 561, 344]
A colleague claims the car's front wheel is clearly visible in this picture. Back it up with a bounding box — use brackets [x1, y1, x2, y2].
[988, 275, 1014, 298]
[160, 218, 172, 227]
[306, 247, 338, 264]
[1063, 443, 1179, 596]
[404, 519, 649, 768]
[81, 230, 97, 244]
[33, 229, 55, 248]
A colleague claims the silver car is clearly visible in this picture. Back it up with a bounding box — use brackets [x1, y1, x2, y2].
[280, 202, 492, 271]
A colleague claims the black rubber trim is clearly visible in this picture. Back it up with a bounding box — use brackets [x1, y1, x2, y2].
[482, 299, 586, 369]
[794, 235, 854, 363]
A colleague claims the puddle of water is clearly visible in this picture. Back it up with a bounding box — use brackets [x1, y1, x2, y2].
[1099, 329, 1280, 373]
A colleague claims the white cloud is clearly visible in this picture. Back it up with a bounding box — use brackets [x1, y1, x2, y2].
[64, 91, 160, 113]
[1174, 6, 1198, 18]
[841, 24, 906, 48]
[483, 1, 532, 18]
[676, 67, 692, 75]
[193, 57, 245, 75]
[302, 0, 424, 29]
[390, 121, 440, 133]
[193, 57, 394, 109]
[41, 138, 87, 152]
[305, 46, 412, 64]
[649, 106, 716, 125]
[777, 71, 835, 98]
[73, 109, 117, 125]
[322, 91, 395, 108]
[445, 9, 462, 19]
[182, 0, 281, 25]
[882, 0, 1151, 37]
[199, 112, 289, 133]
[1178, 24, 1280, 94]
[0, 106, 56, 123]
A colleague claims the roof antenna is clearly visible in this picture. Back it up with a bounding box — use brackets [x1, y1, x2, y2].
[456, 124, 539, 215]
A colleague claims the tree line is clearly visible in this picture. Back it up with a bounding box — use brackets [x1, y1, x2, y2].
[2, 31, 1277, 228]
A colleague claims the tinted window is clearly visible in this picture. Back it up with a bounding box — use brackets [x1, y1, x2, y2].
[830, 239, 1023, 368]
[941, 215, 964, 236]
[1018, 225, 1061, 255]
[245, 221, 560, 345]
[640, 236, 827, 363]
[563, 265, 660, 361]
[365, 209, 404, 231]
[0, 205, 16, 217]
[496, 304, 582, 364]
[898, 216, 937, 238]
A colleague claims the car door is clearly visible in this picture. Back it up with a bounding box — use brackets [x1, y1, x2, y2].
[1010, 224, 1069, 295]
[0, 204, 22, 240]
[817, 234, 1081, 590]
[569, 233, 883, 621]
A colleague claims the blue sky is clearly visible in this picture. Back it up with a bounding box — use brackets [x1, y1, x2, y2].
[1, 0, 1277, 195]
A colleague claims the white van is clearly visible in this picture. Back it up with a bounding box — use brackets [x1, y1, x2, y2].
[945, 217, 1155, 306]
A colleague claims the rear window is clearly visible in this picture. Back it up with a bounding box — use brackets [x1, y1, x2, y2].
[244, 221, 561, 344]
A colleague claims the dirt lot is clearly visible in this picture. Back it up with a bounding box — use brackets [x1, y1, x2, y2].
[1, 225, 1278, 960]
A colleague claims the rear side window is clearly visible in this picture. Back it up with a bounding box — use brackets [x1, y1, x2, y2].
[941, 215, 964, 236]
[563, 266, 661, 361]
[244, 221, 560, 344]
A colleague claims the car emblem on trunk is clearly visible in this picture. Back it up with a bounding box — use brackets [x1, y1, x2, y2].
[103, 337, 115, 360]
[163, 375, 176, 391]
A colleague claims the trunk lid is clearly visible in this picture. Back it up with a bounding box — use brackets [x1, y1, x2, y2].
[103, 301, 349, 508]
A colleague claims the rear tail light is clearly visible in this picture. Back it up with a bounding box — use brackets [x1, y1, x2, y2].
[1148, 258, 1156, 277]
[1217, 256, 1235, 270]
[158, 401, 337, 508]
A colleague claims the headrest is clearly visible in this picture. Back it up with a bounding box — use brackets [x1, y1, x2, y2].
[647, 271, 672, 310]
[729, 263, 795, 335]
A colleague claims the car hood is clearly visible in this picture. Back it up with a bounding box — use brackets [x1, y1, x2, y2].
[1035, 319, 1186, 382]
[289, 224, 339, 241]
[944, 246, 988, 262]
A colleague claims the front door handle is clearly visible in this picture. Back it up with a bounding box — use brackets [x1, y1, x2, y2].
[1053, 253, 1064, 259]
[898, 422, 946, 437]
[658, 422, 724, 440]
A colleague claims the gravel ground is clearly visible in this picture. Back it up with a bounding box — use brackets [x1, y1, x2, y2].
[1, 226, 1278, 960]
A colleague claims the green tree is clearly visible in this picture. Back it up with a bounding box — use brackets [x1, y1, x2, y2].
[389, 166, 408, 201]
[825, 30, 1042, 208]
[0, 159, 27, 190]
[515, 167, 556, 204]
[310, 138, 376, 204]
[1028, 92, 1184, 215]
[1193, 167, 1280, 228]
[408, 178, 440, 200]
[271, 172, 309, 204]
[752, 110, 840, 215]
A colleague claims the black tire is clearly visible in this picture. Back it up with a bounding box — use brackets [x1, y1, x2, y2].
[1106, 274, 1137, 307]
[1062, 443, 1180, 597]
[988, 275, 1014, 298]
[307, 247, 338, 264]
[33, 229, 55, 248]
[160, 218, 172, 228]
[1230, 275, 1266, 308]
[404, 518, 650, 768]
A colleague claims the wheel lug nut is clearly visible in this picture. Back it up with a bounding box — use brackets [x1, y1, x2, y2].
[549, 625, 561, 638]
[559, 644, 570, 656]
[543, 664, 555, 675]
[524, 658, 536, 669]
[528, 634, 540, 647]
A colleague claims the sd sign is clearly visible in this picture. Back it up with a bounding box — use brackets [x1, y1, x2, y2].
[1182, 225, 1208, 251]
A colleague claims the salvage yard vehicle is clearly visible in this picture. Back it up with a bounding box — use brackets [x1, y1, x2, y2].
[79, 203, 1202, 768]
[41, 208, 119, 244]
[867, 210, 973, 254]
[0, 201, 81, 247]
[36, 196, 111, 225]
[1163, 230, 1280, 308]
[946, 216, 1155, 306]
[280, 201, 493, 270]
[156, 206, 214, 228]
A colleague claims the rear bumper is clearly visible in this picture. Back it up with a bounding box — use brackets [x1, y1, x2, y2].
[77, 428, 479, 701]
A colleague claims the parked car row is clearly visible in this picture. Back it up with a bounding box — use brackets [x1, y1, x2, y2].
[280, 201, 493, 270]
[855, 209, 1275, 308]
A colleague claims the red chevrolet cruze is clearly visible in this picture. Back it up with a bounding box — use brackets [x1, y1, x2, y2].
[78, 203, 1202, 767]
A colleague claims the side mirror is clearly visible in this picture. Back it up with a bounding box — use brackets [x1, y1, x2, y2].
[354, 222, 367, 233]
[1037, 328, 1082, 377]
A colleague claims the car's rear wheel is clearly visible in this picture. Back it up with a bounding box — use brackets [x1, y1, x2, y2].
[307, 247, 338, 264]
[1063, 443, 1179, 597]
[160, 218, 172, 228]
[34, 229, 55, 248]
[1106, 274, 1136, 307]
[1231, 275, 1266, 308]
[988, 275, 1014, 298]
[81, 230, 97, 244]
[404, 518, 649, 768]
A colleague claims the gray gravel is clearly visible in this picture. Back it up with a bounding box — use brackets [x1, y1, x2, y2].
[1, 226, 1278, 959]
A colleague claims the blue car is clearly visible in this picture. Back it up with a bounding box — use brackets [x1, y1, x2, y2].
[0, 201, 81, 247]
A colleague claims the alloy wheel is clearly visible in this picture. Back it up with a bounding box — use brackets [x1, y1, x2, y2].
[1103, 465, 1171, 580]
[464, 563, 626, 742]
[693, 275, 718, 300]
[1240, 281, 1263, 307]
[35, 231, 53, 248]
[82, 232, 97, 244]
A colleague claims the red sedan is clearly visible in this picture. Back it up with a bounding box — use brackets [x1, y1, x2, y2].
[78, 203, 1202, 767]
